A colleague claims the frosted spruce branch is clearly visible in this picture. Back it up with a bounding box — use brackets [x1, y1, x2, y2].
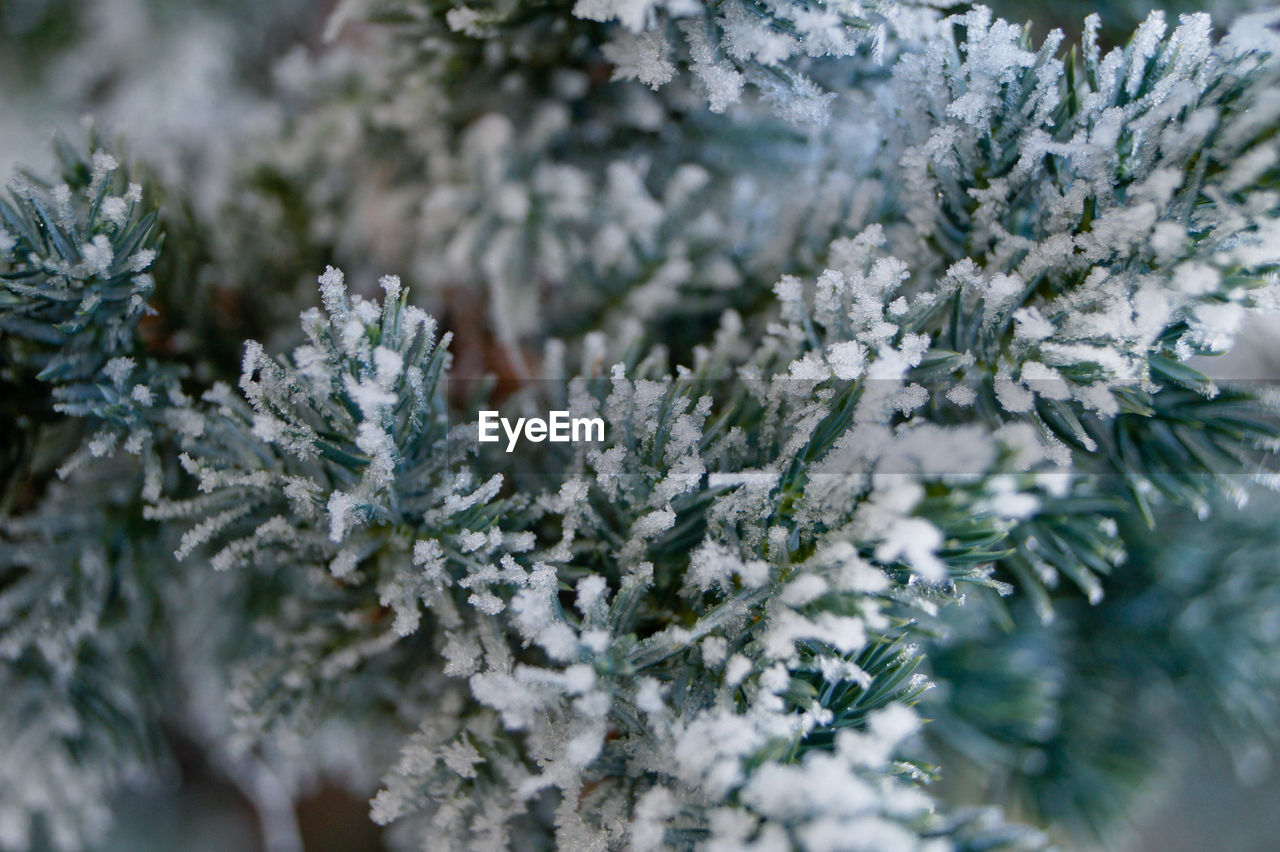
[329, 0, 947, 123]
[3, 4, 1280, 851]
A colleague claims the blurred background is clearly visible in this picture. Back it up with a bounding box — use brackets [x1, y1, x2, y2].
[3, 0, 1279, 849]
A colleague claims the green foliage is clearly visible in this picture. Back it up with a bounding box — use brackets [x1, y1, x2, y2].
[925, 487, 1280, 841]
[2, 4, 1280, 851]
